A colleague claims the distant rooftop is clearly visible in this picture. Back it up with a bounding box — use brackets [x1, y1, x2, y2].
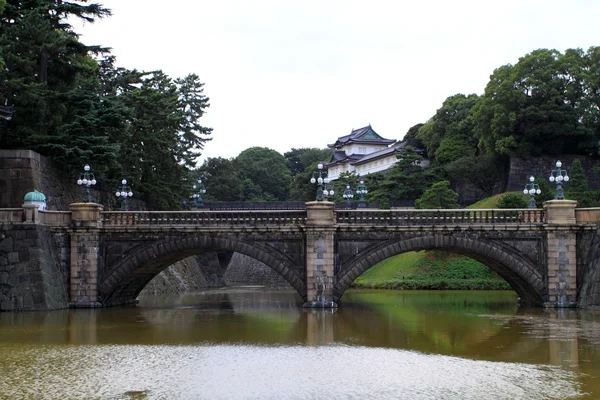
[328, 125, 395, 149]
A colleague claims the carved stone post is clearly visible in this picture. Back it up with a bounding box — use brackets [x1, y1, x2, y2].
[69, 202, 103, 308]
[304, 201, 337, 308]
[543, 200, 578, 307]
[21, 204, 40, 224]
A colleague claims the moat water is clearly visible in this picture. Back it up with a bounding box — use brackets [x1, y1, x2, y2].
[0, 289, 599, 399]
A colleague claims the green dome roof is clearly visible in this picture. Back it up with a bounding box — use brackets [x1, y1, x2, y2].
[24, 190, 46, 202]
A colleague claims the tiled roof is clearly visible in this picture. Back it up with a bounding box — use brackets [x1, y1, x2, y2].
[324, 151, 363, 167]
[328, 125, 395, 148]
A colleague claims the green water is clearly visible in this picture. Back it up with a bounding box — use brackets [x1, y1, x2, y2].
[0, 289, 598, 399]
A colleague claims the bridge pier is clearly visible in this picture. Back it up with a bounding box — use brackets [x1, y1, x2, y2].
[303, 201, 338, 308]
[69, 202, 103, 308]
[544, 200, 578, 308]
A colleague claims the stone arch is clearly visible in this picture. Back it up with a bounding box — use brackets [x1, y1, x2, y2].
[99, 234, 306, 306]
[335, 234, 546, 306]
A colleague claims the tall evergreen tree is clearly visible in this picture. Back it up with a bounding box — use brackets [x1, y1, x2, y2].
[566, 158, 593, 207]
[415, 181, 460, 209]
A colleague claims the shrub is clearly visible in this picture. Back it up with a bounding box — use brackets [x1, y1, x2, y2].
[497, 193, 527, 209]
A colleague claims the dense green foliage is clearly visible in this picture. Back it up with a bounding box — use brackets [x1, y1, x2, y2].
[4, 6, 599, 210]
[415, 180, 460, 209]
[1, 1, 212, 209]
[566, 159, 594, 207]
[474, 48, 600, 157]
[418, 94, 480, 163]
[496, 193, 528, 209]
[236, 147, 291, 201]
[367, 147, 443, 208]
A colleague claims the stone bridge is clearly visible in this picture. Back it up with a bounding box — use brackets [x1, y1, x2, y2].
[2, 200, 600, 311]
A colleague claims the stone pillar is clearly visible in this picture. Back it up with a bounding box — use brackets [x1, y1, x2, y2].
[544, 200, 578, 307]
[21, 204, 40, 223]
[69, 202, 103, 308]
[303, 201, 337, 308]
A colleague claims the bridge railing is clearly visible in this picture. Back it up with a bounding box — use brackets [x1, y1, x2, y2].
[101, 210, 307, 227]
[335, 208, 546, 225]
[38, 211, 72, 227]
[0, 208, 23, 223]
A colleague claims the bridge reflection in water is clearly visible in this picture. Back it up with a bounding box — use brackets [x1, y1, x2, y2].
[0, 289, 598, 399]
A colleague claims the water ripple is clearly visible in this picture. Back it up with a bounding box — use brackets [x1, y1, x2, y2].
[0, 344, 583, 399]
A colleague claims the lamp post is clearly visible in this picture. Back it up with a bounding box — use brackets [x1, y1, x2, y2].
[356, 180, 368, 208]
[76, 164, 97, 202]
[549, 160, 569, 200]
[343, 185, 354, 207]
[523, 176, 541, 209]
[310, 163, 328, 201]
[192, 178, 206, 209]
[115, 179, 133, 211]
[322, 178, 335, 200]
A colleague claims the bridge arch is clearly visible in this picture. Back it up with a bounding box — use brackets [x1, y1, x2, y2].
[335, 234, 546, 306]
[99, 234, 306, 306]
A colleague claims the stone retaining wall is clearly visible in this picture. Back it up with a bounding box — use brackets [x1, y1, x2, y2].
[508, 155, 600, 192]
[0, 149, 146, 210]
[0, 225, 69, 311]
[141, 257, 208, 295]
[223, 252, 290, 287]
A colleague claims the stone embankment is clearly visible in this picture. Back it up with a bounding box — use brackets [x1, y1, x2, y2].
[223, 253, 289, 287]
[0, 225, 69, 310]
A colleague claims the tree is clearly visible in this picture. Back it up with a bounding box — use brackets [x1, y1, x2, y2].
[0, 0, 110, 149]
[284, 147, 331, 177]
[118, 71, 212, 209]
[289, 160, 319, 201]
[286, 147, 332, 201]
[368, 147, 445, 206]
[534, 176, 554, 207]
[198, 157, 244, 201]
[566, 158, 594, 207]
[474, 48, 598, 157]
[398, 123, 424, 148]
[417, 94, 480, 162]
[445, 154, 506, 196]
[415, 180, 460, 209]
[497, 193, 527, 209]
[236, 147, 292, 201]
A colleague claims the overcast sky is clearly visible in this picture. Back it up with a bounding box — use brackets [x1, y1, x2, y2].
[76, 1, 600, 162]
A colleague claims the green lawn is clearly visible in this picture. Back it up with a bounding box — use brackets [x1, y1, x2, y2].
[352, 192, 517, 290]
[466, 191, 523, 209]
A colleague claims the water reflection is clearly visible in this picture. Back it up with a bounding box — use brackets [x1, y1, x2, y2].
[0, 288, 598, 399]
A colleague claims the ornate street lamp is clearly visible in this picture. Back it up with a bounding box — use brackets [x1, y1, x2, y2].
[310, 163, 328, 201]
[549, 160, 569, 200]
[76, 164, 97, 202]
[192, 178, 206, 208]
[115, 179, 133, 211]
[356, 180, 368, 208]
[343, 185, 354, 207]
[523, 176, 541, 209]
[322, 178, 335, 200]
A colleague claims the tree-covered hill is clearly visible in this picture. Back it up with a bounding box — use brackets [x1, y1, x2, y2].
[0, 1, 212, 209]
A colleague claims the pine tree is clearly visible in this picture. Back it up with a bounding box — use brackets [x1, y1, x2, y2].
[566, 159, 593, 207]
[415, 180, 460, 209]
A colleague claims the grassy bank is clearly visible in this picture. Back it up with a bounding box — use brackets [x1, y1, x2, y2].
[352, 193, 517, 291]
[352, 251, 510, 290]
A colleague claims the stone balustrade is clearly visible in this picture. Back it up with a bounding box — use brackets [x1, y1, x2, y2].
[335, 208, 546, 225]
[0, 208, 23, 223]
[38, 211, 72, 226]
[101, 210, 308, 227]
[8, 206, 600, 228]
